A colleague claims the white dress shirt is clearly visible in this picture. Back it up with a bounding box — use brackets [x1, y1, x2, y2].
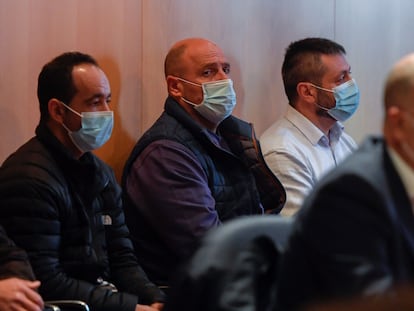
[260, 106, 357, 216]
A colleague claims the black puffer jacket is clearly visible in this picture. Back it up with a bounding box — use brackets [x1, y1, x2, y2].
[0, 124, 164, 311]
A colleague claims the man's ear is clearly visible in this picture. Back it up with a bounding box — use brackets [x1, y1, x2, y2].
[48, 98, 65, 123]
[297, 82, 317, 103]
[166, 75, 182, 97]
[387, 106, 405, 142]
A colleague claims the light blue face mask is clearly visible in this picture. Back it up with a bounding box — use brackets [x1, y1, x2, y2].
[60, 102, 114, 152]
[312, 78, 360, 122]
[177, 78, 237, 124]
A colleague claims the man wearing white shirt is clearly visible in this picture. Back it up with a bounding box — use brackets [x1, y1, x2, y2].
[261, 37, 359, 215]
[275, 52, 414, 311]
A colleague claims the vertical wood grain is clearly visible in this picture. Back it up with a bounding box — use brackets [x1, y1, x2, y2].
[1, 0, 414, 180]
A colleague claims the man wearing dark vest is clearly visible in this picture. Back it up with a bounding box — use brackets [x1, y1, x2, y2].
[122, 37, 286, 288]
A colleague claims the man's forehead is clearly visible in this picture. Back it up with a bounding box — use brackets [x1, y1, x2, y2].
[73, 64, 108, 83]
[187, 43, 227, 65]
[321, 54, 349, 75]
[72, 64, 110, 96]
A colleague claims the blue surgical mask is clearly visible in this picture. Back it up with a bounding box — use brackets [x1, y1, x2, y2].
[312, 78, 360, 122]
[177, 78, 237, 124]
[60, 102, 114, 152]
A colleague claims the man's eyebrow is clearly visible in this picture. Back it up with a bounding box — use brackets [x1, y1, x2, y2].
[201, 62, 220, 68]
[199, 62, 231, 71]
[344, 66, 351, 73]
[85, 93, 112, 102]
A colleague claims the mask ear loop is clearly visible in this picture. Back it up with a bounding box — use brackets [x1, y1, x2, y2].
[309, 83, 334, 93]
[58, 101, 83, 135]
[306, 83, 335, 111]
[181, 97, 203, 107]
[59, 101, 83, 118]
[175, 77, 204, 106]
[175, 77, 201, 87]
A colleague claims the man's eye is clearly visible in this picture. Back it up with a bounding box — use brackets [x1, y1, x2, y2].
[203, 69, 212, 76]
[338, 75, 346, 82]
[223, 67, 231, 74]
[91, 100, 104, 106]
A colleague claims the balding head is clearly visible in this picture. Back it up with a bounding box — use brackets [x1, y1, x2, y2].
[383, 53, 414, 169]
[163, 38, 230, 132]
[384, 53, 414, 112]
[164, 38, 221, 78]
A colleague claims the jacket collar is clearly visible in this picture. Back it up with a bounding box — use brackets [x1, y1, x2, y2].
[35, 123, 108, 197]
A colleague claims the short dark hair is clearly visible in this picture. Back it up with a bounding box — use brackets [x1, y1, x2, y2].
[282, 37, 346, 104]
[37, 51, 98, 124]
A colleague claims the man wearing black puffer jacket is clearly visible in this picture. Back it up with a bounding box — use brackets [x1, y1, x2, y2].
[0, 52, 164, 311]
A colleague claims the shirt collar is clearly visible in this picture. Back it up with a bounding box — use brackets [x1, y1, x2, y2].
[388, 146, 414, 200]
[285, 106, 345, 147]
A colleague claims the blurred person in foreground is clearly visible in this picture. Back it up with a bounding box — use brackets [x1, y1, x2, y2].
[275, 52, 414, 310]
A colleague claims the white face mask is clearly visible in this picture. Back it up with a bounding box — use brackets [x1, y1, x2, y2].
[60, 102, 114, 152]
[177, 78, 237, 124]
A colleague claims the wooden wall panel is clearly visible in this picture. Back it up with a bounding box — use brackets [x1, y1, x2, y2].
[1, 1, 40, 164]
[0, 0, 142, 180]
[336, 0, 414, 143]
[1, 0, 414, 180]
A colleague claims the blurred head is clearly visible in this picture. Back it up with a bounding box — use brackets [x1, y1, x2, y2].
[38, 52, 112, 158]
[384, 53, 414, 169]
[164, 38, 234, 130]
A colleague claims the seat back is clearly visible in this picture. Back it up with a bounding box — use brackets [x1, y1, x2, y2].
[165, 215, 294, 311]
[44, 300, 90, 311]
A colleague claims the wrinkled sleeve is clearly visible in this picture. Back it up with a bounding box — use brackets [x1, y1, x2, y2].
[264, 148, 314, 215]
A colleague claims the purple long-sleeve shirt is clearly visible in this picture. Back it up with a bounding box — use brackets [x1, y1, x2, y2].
[126, 138, 222, 259]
